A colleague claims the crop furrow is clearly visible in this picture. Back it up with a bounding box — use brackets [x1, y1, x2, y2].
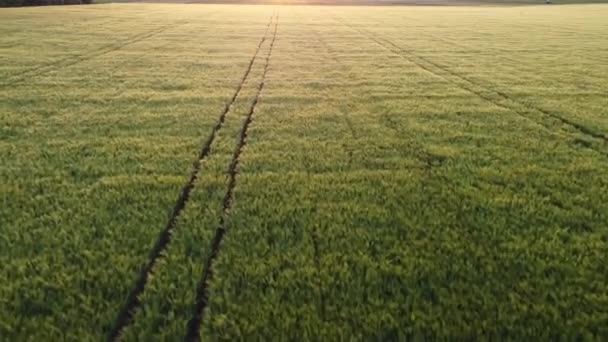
[106, 14, 276, 342]
[336, 19, 608, 151]
[184, 13, 279, 342]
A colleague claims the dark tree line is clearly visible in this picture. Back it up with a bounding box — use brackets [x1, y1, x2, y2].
[0, 0, 92, 6]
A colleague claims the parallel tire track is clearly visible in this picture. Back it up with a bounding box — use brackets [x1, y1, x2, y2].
[337, 19, 608, 150]
[106, 14, 276, 342]
[184, 13, 279, 342]
[2, 22, 184, 87]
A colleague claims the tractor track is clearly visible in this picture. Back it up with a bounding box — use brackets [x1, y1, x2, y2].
[106, 13, 276, 342]
[335, 18, 608, 156]
[184, 12, 279, 342]
[2, 21, 188, 87]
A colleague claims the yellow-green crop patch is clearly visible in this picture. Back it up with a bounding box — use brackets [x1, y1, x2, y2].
[1, 3, 607, 340]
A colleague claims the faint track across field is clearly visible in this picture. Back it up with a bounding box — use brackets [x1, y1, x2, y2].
[304, 16, 449, 170]
[1, 21, 189, 87]
[184, 12, 279, 342]
[291, 12, 335, 321]
[106, 13, 276, 342]
[334, 18, 608, 156]
[294, 11, 359, 167]
[389, 15, 608, 67]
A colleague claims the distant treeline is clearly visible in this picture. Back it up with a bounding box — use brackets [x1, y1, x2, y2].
[0, 0, 92, 6]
